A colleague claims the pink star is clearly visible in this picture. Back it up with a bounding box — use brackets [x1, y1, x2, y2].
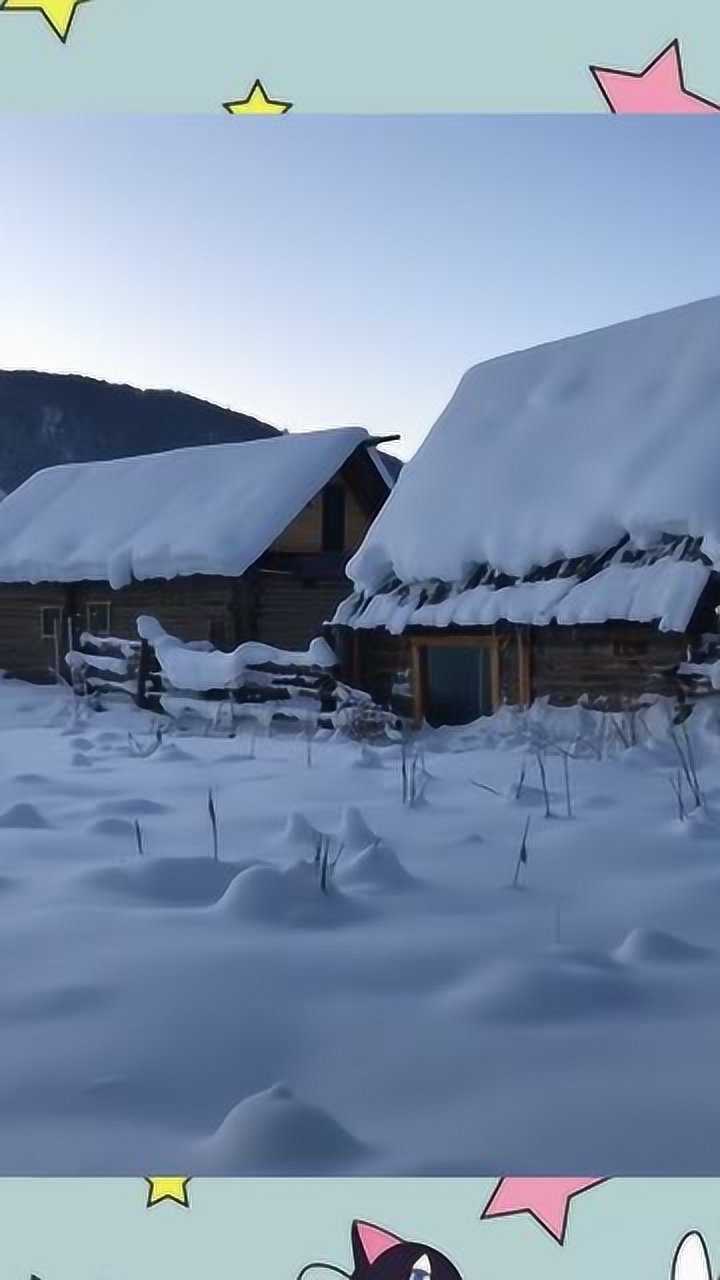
[589, 39, 720, 113]
[481, 1178, 608, 1245]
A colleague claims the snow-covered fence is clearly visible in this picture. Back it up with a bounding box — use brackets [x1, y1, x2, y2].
[65, 632, 143, 702]
[135, 616, 390, 732]
[64, 617, 399, 733]
[675, 633, 720, 698]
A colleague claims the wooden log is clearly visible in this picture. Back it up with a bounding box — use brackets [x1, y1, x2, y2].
[136, 638, 155, 710]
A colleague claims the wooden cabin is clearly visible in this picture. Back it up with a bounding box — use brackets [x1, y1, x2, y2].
[0, 428, 397, 682]
[331, 297, 720, 725]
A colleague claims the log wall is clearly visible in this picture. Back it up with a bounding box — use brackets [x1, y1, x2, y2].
[0, 584, 71, 682]
[531, 623, 687, 706]
[349, 621, 691, 718]
[352, 628, 411, 712]
[73, 578, 238, 649]
[255, 574, 351, 650]
[0, 573, 359, 685]
[0, 578, 240, 683]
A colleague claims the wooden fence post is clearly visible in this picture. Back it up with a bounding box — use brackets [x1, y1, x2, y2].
[136, 638, 152, 710]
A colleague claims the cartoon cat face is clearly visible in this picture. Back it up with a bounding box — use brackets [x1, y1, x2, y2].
[297, 1220, 462, 1280]
[350, 1221, 463, 1280]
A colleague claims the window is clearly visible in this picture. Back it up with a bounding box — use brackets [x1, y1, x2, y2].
[412, 637, 502, 727]
[40, 606, 62, 641]
[424, 645, 494, 726]
[322, 484, 346, 552]
[85, 601, 111, 636]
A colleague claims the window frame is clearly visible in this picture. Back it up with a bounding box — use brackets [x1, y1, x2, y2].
[85, 600, 112, 637]
[409, 634, 506, 727]
[40, 606, 63, 642]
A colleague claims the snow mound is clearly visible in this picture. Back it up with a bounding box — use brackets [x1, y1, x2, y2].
[81, 856, 249, 906]
[96, 797, 170, 816]
[613, 928, 712, 966]
[12, 772, 49, 784]
[157, 743, 197, 763]
[455, 950, 645, 1024]
[71, 752, 94, 768]
[196, 1083, 367, 1173]
[68, 736, 95, 750]
[582, 794, 619, 812]
[677, 809, 718, 841]
[274, 811, 323, 853]
[337, 805, 379, 852]
[351, 744, 385, 770]
[502, 782, 555, 808]
[10, 983, 109, 1021]
[338, 842, 417, 893]
[0, 802, 51, 829]
[215, 860, 363, 927]
[88, 817, 136, 838]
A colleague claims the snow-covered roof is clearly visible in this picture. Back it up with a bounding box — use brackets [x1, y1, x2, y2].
[0, 428, 372, 588]
[343, 296, 720, 633]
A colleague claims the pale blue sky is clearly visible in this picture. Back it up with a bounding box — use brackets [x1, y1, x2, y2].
[2, 115, 719, 459]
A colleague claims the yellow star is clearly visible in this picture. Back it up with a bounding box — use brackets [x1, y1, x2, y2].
[145, 1177, 192, 1209]
[223, 78, 292, 115]
[1, 0, 90, 41]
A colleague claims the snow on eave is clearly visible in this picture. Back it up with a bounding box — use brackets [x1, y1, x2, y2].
[332, 540, 713, 636]
[0, 427, 371, 589]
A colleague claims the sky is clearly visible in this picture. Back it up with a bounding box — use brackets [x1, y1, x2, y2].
[1, 115, 720, 460]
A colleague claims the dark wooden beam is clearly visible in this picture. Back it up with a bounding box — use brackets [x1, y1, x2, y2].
[232, 572, 259, 643]
[256, 550, 351, 579]
[341, 446, 393, 519]
[410, 639, 424, 728]
[136, 638, 153, 710]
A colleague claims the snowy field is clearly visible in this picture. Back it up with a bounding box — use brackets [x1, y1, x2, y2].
[1, 678, 720, 1174]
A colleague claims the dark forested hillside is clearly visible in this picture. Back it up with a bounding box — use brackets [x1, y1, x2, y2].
[0, 370, 280, 495]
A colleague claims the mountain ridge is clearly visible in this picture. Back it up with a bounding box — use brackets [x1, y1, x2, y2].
[0, 368, 281, 496]
[0, 368, 402, 497]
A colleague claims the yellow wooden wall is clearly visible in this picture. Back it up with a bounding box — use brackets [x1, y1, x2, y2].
[273, 477, 370, 553]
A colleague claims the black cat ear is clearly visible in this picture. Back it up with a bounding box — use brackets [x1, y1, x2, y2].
[352, 1221, 405, 1268]
[351, 1221, 367, 1271]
